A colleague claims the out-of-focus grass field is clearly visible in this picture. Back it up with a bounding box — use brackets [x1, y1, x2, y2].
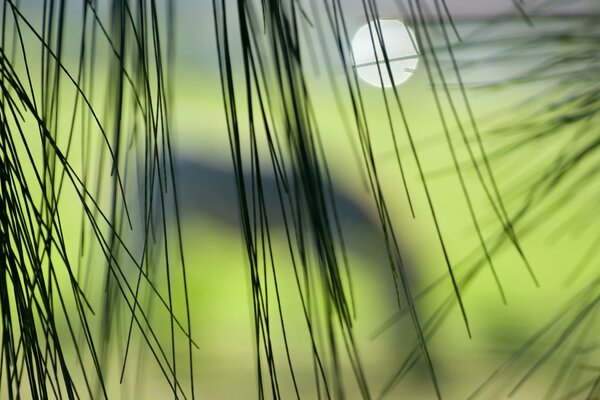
[167, 17, 591, 399]
[7, 2, 596, 398]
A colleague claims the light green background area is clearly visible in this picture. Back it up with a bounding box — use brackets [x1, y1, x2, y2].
[3, 3, 596, 398]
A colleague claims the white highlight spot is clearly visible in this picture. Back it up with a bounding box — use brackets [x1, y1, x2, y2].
[352, 20, 419, 88]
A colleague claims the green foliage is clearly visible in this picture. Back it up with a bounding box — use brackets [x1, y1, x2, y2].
[1, 0, 598, 399]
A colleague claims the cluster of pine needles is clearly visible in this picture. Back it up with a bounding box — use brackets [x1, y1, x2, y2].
[1, 0, 193, 398]
[461, 12, 600, 399]
[0, 0, 598, 399]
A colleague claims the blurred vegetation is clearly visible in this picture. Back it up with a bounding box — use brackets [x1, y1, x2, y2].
[0, 0, 599, 399]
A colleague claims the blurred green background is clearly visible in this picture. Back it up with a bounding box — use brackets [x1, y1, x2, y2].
[5, 1, 599, 398]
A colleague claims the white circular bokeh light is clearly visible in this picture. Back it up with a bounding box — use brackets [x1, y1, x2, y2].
[352, 20, 419, 88]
